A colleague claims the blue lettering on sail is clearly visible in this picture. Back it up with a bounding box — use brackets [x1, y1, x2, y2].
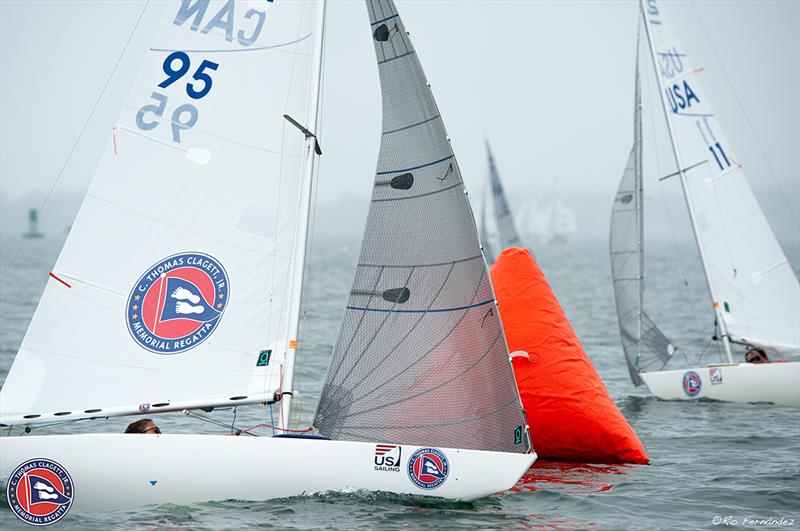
[658, 48, 685, 80]
[201, 0, 235, 41]
[646, 0, 661, 25]
[239, 9, 266, 46]
[666, 80, 700, 113]
[174, 0, 211, 31]
[174, 0, 270, 47]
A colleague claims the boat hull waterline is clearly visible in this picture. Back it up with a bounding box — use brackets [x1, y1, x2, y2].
[0, 434, 537, 509]
[640, 362, 800, 406]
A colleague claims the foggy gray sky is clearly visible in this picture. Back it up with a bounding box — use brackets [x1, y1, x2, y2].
[1, 0, 798, 243]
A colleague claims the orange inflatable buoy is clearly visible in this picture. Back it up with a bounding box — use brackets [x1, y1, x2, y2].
[491, 247, 649, 464]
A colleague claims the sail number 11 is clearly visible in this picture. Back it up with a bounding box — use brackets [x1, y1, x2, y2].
[136, 52, 219, 143]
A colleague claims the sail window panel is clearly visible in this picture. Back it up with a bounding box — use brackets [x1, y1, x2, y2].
[359, 188, 478, 266]
[348, 259, 491, 313]
[372, 155, 459, 202]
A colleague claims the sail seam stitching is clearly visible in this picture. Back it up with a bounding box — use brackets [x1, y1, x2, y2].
[346, 298, 493, 314]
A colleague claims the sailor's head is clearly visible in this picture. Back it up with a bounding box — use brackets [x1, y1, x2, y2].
[125, 418, 161, 434]
[744, 347, 768, 364]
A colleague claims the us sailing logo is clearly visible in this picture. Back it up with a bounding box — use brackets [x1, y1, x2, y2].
[683, 370, 702, 397]
[6, 458, 74, 526]
[407, 447, 449, 489]
[126, 252, 229, 354]
[374, 444, 402, 472]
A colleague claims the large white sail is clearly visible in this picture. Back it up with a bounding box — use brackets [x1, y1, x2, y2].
[642, 0, 800, 352]
[314, 0, 530, 454]
[610, 41, 673, 385]
[0, 0, 323, 425]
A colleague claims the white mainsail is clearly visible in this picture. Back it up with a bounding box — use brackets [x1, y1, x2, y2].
[642, 0, 800, 353]
[0, 0, 324, 425]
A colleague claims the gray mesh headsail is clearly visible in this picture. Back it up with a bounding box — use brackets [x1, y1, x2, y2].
[313, 0, 529, 454]
[487, 141, 522, 250]
[609, 36, 673, 386]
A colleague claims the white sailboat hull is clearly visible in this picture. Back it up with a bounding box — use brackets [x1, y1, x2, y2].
[0, 434, 536, 510]
[640, 362, 800, 406]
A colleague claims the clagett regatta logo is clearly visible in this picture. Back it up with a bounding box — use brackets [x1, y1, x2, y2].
[126, 252, 229, 354]
[407, 447, 449, 489]
[6, 458, 74, 526]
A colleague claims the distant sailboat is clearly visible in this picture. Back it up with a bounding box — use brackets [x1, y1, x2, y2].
[549, 192, 578, 243]
[22, 208, 44, 239]
[479, 140, 522, 264]
[0, 0, 534, 512]
[518, 189, 577, 245]
[610, 1, 799, 405]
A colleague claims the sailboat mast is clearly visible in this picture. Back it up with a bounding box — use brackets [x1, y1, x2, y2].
[639, 0, 734, 363]
[634, 23, 644, 359]
[281, 0, 328, 430]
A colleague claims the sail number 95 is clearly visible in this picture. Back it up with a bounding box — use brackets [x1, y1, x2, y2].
[135, 52, 219, 143]
[136, 93, 197, 143]
[159, 51, 218, 100]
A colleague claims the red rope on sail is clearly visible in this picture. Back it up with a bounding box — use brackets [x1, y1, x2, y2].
[49, 272, 72, 288]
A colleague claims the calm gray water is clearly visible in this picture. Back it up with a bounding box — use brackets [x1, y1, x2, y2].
[1, 234, 798, 530]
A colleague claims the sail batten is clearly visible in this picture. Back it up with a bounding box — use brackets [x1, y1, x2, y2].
[314, 0, 529, 454]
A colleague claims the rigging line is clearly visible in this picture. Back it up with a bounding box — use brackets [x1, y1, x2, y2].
[263, 0, 309, 398]
[298, 9, 328, 386]
[644, 59, 700, 317]
[0, 0, 152, 284]
[689, 0, 799, 227]
[339, 331, 503, 420]
[344, 261, 457, 395]
[339, 266, 489, 408]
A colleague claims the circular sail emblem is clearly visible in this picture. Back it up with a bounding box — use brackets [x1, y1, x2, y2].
[407, 447, 449, 490]
[7, 458, 74, 526]
[126, 252, 229, 355]
[682, 370, 702, 397]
